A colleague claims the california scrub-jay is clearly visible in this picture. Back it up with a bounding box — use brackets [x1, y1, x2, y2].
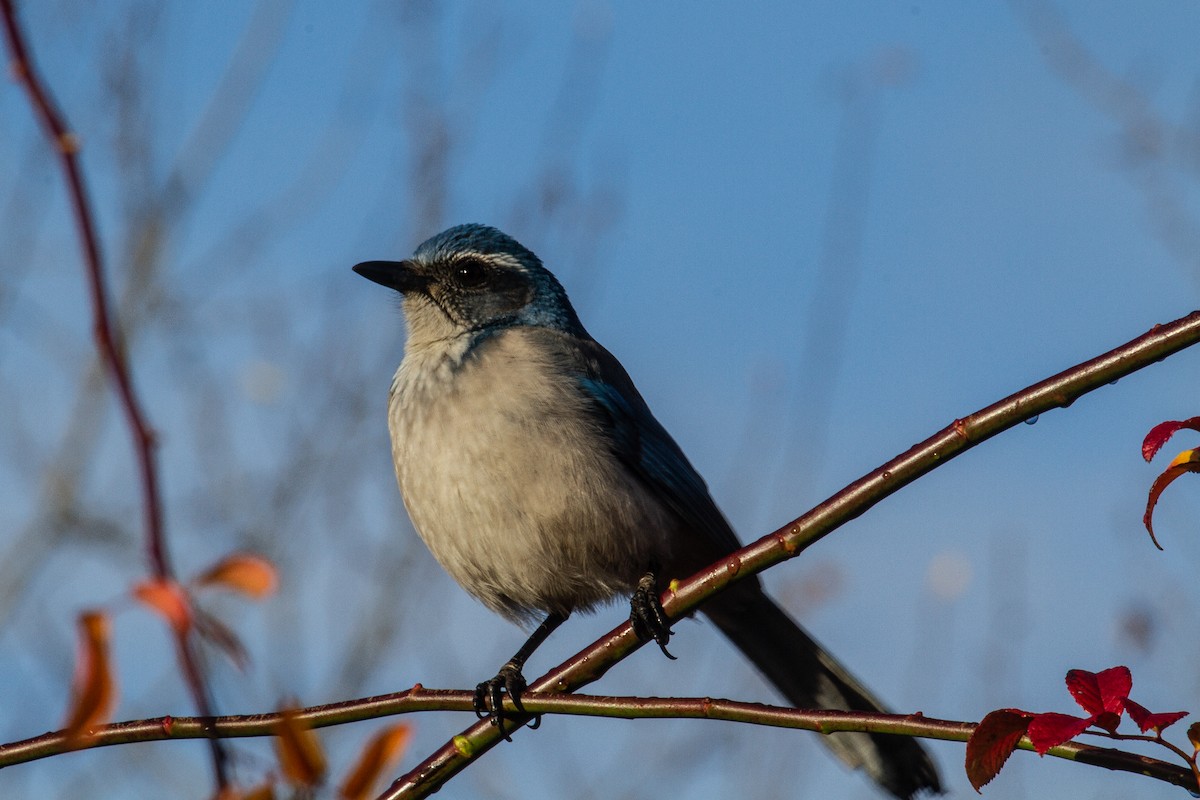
[353, 224, 940, 799]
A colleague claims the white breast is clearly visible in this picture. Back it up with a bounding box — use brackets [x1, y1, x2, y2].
[387, 328, 673, 622]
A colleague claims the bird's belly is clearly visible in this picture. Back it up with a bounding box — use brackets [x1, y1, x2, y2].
[390, 367, 673, 622]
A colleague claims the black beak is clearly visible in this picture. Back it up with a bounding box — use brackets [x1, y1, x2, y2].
[352, 260, 427, 294]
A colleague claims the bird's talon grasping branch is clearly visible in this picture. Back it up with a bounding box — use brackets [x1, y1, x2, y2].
[630, 570, 675, 659]
[474, 662, 529, 741]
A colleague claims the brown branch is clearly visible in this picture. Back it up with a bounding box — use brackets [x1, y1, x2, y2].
[0, 1, 228, 788]
[0, 0, 169, 578]
[0, 688, 1193, 793]
[384, 309, 1200, 798]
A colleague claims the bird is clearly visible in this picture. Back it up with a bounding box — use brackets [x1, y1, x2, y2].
[353, 223, 941, 799]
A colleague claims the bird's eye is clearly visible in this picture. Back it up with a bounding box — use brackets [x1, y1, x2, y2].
[454, 258, 489, 288]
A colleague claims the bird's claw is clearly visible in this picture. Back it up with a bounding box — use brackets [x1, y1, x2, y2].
[630, 572, 675, 659]
[474, 662, 538, 740]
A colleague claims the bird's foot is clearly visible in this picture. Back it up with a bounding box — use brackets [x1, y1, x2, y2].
[630, 571, 675, 660]
[474, 661, 536, 740]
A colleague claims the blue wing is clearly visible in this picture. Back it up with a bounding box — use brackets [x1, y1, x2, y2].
[572, 337, 743, 558]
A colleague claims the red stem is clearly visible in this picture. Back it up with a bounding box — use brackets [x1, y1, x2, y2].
[1, 1, 168, 579]
[1, 0, 225, 787]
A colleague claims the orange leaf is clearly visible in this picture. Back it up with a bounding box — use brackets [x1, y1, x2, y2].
[274, 708, 327, 787]
[338, 724, 413, 800]
[132, 578, 193, 633]
[965, 709, 1032, 792]
[63, 611, 117, 746]
[216, 782, 276, 800]
[195, 553, 278, 599]
[1143, 449, 1200, 549]
[1170, 447, 1200, 469]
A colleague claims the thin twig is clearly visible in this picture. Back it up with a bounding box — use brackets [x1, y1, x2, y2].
[0, 1, 228, 788]
[385, 310, 1200, 798]
[0, 0, 168, 578]
[0, 688, 1192, 791]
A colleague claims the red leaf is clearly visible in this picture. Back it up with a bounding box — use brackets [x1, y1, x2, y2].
[1142, 418, 1200, 462]
[966, 709, 1033, 792]
[1065, 667, 1130, 718]
[1064, 670, 1103, 716]
[1095, 666, 1132, 714]
[1091, 711, 1122, 734]
[1027, 713, 1094, 755]
[1143, 451, 1200, 550]
[1124, 699, 1188, 734]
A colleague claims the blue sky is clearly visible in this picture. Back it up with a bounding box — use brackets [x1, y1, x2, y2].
[3, 2, 1200, 797]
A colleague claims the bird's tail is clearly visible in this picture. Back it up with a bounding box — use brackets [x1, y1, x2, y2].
[703, 590, 941, 799]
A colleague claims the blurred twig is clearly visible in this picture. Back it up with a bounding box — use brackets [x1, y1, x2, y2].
[0, 0, 229, 789]
[1009, 0, 1200, 276]
[758, 50, 915, 524]
[1, 0, 170, 575]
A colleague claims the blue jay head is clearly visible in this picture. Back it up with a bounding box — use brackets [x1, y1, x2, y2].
[353, 224, 585, 343]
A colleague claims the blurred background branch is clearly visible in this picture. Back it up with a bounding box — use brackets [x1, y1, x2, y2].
[1, 0, 231, 788]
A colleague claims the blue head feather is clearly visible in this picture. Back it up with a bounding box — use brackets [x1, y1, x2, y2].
[413, 224, 586, 335]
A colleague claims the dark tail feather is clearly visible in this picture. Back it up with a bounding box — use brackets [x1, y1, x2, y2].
[704, 590, 941, 799]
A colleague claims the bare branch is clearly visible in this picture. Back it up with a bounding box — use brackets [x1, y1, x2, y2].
[385, 309, 1200, 797]
[0, 689, 1192, 793]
